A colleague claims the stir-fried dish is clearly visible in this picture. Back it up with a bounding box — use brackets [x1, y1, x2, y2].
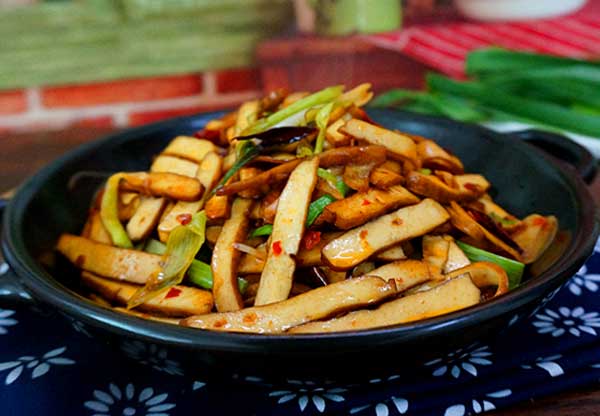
[56, 84, 558, 334]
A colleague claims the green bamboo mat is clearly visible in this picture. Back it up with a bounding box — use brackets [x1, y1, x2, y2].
[0, 0, 292, 89]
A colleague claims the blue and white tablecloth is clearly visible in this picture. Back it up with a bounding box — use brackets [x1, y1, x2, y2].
[1, 238, 599, 416]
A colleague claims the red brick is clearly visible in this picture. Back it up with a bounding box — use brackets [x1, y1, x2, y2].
[128, 104, 231, 127]
[260, 66, 291, 94]
[42, 75, 204, 108]
[71, 115, 114, 129]
[0, 90, 27, 115]
[216, 68, 261, 93]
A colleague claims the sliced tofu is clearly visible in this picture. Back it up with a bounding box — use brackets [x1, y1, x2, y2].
[366, 259, 442, 291]
[290, 275, 480, 333]
[158, 152, 223, 240]
[127, 197, 168, 242]
[340, 119, 417, 162]
[323, 185, 419, 229]
[212, 198, 253, 312]
[255, 158, 319, 306]
[511, 214, 558, 264]
[120, 172, 203, 202]
[322, 199, 450, 270]
[81, 271, 213, 317]
[57, 234, 160, 284]
[162, 136, 217, 164]
[406, 172, 490, 203]
[182, 276, 396, 333]
[150, 155, 198, 177]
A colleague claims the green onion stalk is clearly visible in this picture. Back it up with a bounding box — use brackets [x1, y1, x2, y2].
[100, 173, 133, 249]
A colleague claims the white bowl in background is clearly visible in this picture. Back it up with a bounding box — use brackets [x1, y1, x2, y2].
[454, 0, 588, 21]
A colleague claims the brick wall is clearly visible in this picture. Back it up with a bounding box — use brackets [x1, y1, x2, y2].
[0, 67, 261, 134]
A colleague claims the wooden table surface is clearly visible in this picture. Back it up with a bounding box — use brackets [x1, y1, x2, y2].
[1, 126, 599, 415]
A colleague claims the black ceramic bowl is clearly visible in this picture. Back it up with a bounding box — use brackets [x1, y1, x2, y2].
[1, 109, 598, 383]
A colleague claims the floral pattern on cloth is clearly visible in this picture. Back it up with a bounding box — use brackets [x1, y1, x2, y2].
[0, 238, 599, 415]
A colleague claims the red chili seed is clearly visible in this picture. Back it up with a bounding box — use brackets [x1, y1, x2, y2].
[176, 213, 192, 225]
[165, 287, 182, 299]
[272, 240, 283, 256]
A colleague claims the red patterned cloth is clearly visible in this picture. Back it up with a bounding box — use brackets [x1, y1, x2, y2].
[365, 12, 600, 78]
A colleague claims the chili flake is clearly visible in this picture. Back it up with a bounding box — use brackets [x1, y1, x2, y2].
[303, 231, 322, 250]
[176, 213, 192, 225]
[272, 240, 283, 256]
[362, 199, 371, 206]
[533, 216, 548, 227]
[165, 287, 182, 299]
[359, 230, 369, 239]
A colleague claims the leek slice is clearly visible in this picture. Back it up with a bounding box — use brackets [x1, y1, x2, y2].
[456, 241, 524, 289]
[128, 211, 207, 308]
[244, 85, 343, 135]
[100, 173, 133, 249]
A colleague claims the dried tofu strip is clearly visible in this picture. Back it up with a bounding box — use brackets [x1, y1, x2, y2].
[81, 272, 213, 317]
[366, 259, 442, 291]
[57, 234, 160, 284]
[206, 194, 231, 220]
[86, 209, 112, 244]
[290, 275, 480, 333]
[120, 172, 203, 202]
[445, 240, 471, 273]
[322, 199, 450, 270]
[128, 153, 199, 242]
[296, 232, 343, 267]
[323, 185, 419, 230]
[406, 172, 489, 203]
[212, 198, 254, 312]
[319, 145, 387, 168]
[216, 159, 303, 197]
[422, 235, 450, 271]
[150, 155, 199, 177]
[118, 193, 140, 221]
[255, 158, 319, 305]
[234, 100, 260, 136]
[182, 276, 397, 333]
[374, 244, 407, 262]
[158, 152, 223, 240]
[446, 262, 509, 297]
[369, 165, 404, 189]
[326, 115, 352, 147]
[447, 201, 522, 261]
[127, 197, 168, 242]
[511, 214, 558, 264]
[162, 136, 217, 164]
[417, 139, 464, 174]
[340, 119, 417, 162]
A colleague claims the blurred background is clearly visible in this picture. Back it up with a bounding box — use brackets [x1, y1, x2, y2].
[0, 0, 597, 136]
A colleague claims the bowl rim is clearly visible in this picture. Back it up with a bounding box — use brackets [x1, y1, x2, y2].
[2, 109, 599, 349]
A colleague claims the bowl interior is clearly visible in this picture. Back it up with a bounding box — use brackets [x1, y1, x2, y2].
[6, 109, 588, 338]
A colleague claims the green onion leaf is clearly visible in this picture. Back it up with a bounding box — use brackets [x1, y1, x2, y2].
[418, 168, 432, 175]
[244, 85, 344, 135]
[456, 241, 524, 289]
[306, 194, 336, 227]
[128, 211, 207, 308]
[100, 173, 133, 249]
[427, 73, 600, 138]
[249, 224, 273, 238]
